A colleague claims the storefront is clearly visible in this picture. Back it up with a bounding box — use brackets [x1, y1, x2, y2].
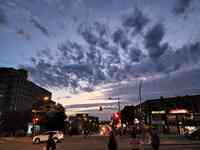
[145, 108, 194, 134]
[166, 108, 193, 134]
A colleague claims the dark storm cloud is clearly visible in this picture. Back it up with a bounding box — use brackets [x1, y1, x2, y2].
[37, 48, 54, 61]
[78, 22, 115, 57]
[17, 29, 31, 40]
[23, 40, 107, 91]
[23, 10, 200, 94]
[26, 37, 200, 94]
[122, 7, 149, 35]
[62, 64, 93, 76]
[128, 47, 143, 62]
[93, 21, 108, 37]
[145, 41, 200, 74]
[119, 40, 200, 79]
[21, 63, 60, 88]
[57, 41, 85, 63]
[25, 63, 72, 89]
[77, 22, 109, 46]
[144, 23, 168, 59]
[30, 18, 50, 37]
[112, 28, 131, 50]
[29, 62, 91, 90]
[0, 7, 7, 26]
[169, 42, 200, 68]
[78, 23, 99, 45]
[173, 0, 194, 15]
[105, 67, 200, 102]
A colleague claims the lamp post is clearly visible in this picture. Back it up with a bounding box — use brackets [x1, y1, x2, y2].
[32, 109, 36, 137]
[138, 78, 146, 113]
[108, 97, 121, 112]
[118, 97, 120, 112]
[43, 96, 49, 101]
[139, 80, 142, 113]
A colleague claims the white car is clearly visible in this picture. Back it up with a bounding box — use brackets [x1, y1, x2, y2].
[32, 131, 64, 144]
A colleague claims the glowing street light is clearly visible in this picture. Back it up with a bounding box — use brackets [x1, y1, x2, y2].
[43, 96, 49, 101]
[169, 108, 188, 114]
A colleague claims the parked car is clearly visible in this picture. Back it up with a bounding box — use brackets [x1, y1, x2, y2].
[185, 128, 200, 140]
[32, 131, 64, 144]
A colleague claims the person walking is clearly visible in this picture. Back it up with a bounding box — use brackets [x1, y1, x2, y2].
[150, 127, 160, 150]
[46, 132, 56, 150]
[131, 126, 137, 138]
[144, 126, 151, 144]
[108, 130, 117, 150]
[128, 125, 144, 150]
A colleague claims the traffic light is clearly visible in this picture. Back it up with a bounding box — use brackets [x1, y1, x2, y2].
[112, 112, 121, 128]
[32, 117, 39, 124]
[113, 112, 120, 120]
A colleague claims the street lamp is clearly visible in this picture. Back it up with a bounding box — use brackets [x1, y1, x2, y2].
[108, 97, 121, 112]
[139, 80, 142, 113]
[138, 77, 146, 113]
[43, 96, 49, 101]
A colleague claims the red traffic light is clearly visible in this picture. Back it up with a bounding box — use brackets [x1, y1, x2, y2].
[32, 117, 39, 124]
[112, 112, 121, 127]
[113, 112, 120, 119]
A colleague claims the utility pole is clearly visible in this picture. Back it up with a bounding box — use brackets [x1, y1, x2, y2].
[108, 97, 121, 112]
[118, 96, 120, 112]
[139, 80, 142, 113]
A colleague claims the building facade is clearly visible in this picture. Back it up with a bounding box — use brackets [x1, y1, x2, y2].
[0, 68, 51, 112]
[0, 68, 52, 135]
[135, 95, 200, 134]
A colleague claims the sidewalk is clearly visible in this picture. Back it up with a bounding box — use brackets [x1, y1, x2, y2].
[0, 137, 32, 144]
[124, 134, 200, 145]
[160, 136, 200, 145]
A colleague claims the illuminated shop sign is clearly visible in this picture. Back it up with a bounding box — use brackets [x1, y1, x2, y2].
[169, 109, 188, 114]
[152, 110, 166, 114]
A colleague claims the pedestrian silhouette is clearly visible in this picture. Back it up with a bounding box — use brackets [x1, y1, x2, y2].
[46, 132, 56, 150]
[108, 130, 117, 150]
[131, 126, 137, 139]
[150, 127, 160, 150]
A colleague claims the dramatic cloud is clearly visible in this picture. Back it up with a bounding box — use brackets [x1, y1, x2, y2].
[77, 22, 109, 46]
[105, 66, 200, 102]
[144, 23, 168, 59]
[122, 7, 149, 35]
[0, 7, 7, 26]
[112, 28, 131, 50]
[30, 18, 50, 37]
[17, 29, 31, 40]
[173, 0, 194, 15]
[146, 41, 200, 74]
[127, 47, 143, 62]
[78, 23, 98, 46]
[22, 8, 200, 95]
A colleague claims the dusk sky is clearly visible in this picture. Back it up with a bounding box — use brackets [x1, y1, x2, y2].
[1, 0, 200, 120]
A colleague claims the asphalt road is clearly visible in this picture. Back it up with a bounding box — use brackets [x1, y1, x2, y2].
[0, 136, 200, 150]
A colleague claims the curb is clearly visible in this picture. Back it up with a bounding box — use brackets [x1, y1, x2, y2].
[143, 143, 200, 146]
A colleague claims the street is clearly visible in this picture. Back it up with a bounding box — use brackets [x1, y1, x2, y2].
[1, 136, 200, 150]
